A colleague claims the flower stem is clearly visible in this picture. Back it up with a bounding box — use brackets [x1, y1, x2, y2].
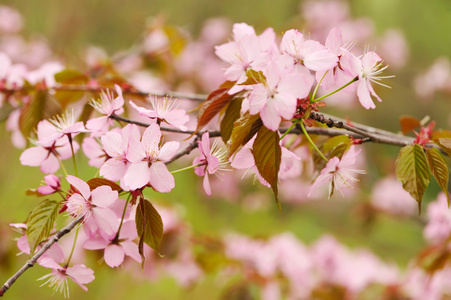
[311, 70, 329, 101]
[65, 226, 80, 267]
[56, 155, 68, 177]
[171, 163, 204, 174]
[68, 135, 78, 177]
[280, 119, 299, 140]
[311, 76, 358, 103]
[113, 194, 131, 242]
[299, 121, 329, 162]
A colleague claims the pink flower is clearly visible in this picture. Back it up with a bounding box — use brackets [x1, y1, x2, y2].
[215, 23, 275, 87]
[424, 193, 451, 243]
[37, 174, 61, 195]
[86, 84, 124, 135]
[347, 51, 392, 109]
[83, 220, 141, 268]
[370, 177, 416, 216]
[38, 264, 95, 298]
[122, 123, 180, 192]
[248, 59, 312, 131]
[81, 136, 107, 168]
[20, 122, 79, 174]
[99, 124, 140, 182]
[308, 146, 366, 198]
[24, 110, 86, 151]
[129, 96, 189, 130]
[65, 175, 119, 239]
[193, 132, 228, 195]
[280, 29, 338, 72]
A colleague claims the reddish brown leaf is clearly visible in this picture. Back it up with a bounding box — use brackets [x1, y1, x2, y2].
[220, 98, 244, 144]
[252, 126, 282, 208]
[399, 115, 420, 134]
[87, 178, 122, 192]
[228, 112, 262, 156]
[195, 87, 236, 133]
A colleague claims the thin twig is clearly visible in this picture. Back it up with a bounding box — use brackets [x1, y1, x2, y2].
[0, 85, 207, 102]
[0, 216, 84, 297]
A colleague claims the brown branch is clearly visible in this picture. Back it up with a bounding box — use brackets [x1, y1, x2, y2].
[0, 216, 84, 297]
[0, 85, 207, 102]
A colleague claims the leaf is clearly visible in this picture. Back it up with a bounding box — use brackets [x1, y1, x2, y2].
[220, 97, 243, 143]
[434, 138, 451, 157]
[87, 178, 122, 192]
[19, 91, 62, 138]
[322, 135, 352, 157]
[431, 130, 451, 140]
[426, 148, 450, 205]
[195, 88, 236, 133]
[54, 69, 89, 84]
[417, 244, 451, 275]
[227, 112, 262, 156]
[136, 198, 164, 264]
[238, 69, 267, 86]
[26, 199, 60, 254]
[399, 115, 420, 134]
[395, 144, 431, 214]
[252, 126, 282, 208]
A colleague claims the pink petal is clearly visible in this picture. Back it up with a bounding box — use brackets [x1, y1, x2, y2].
[40, 153, 60, 174]
[357, 79, 376, 109]
[91, 186, 118, 208]
[66, 264, 95, 285]
[122, 241, 142, 263]
[142, 123, 161, 152]
[157, 141, 180, 162]
[203, 173, 212, 196]
[99, 158, 127, 181]
[123, 161, 151, 190]
[83, 237, 109, 250]
[148, 161, 175, 193]
[20, 146, 48, 166]
[91, 207, 120, 239]
[129, 100, 156, 118]
[101, 131, 125, 158]
[66, 175, 91, 200]
[104, 244, 125, 267]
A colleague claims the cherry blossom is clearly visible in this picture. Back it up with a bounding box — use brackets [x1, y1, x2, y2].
[86, 84, 125, 135]
[122, 123, 180, 192]
[20, 122, 79, 174]
[248, 59, 312, 131]
[280, 29, 338, 72]
[38, 264, 95, 298]
[308, 145, 366, 198]
[65, 175, 119, 239]
[193, 132, 228, 195]
[99, 124, 140, 182]
[37, 174, 61, 195]
[129, 96, 189, 130]
[83, 220, 141, 268]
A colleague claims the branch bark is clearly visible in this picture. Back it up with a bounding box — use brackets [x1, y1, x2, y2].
[0, 216, 84, 297]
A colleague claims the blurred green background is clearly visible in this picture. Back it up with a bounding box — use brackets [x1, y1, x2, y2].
[1, 0, 451, 299]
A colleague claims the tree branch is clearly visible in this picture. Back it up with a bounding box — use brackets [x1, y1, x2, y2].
[0, 216, 84, 297]
[0, 85, 207, 102]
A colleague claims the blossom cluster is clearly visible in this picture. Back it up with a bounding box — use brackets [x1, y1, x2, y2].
[0, 1, 450, 299]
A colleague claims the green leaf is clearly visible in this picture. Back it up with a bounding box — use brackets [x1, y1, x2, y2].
[227, 112, 262, 156]
[252, 126, 282, 208]
[87, 178, 122, 192]
[26, 199, 60, 254]
[238, 69, 267, 85]
[19, 91, 62, 138]
[54, 69, 89, 84]
[322, 135, 352, 157]
[395, 144, 431, 214]
[426, 148, 450, 205]
[220, 97, 243, 143]
[195, 87, 236, 134]
[136, 198, 164, 264]
[434, 138, 451, 157]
